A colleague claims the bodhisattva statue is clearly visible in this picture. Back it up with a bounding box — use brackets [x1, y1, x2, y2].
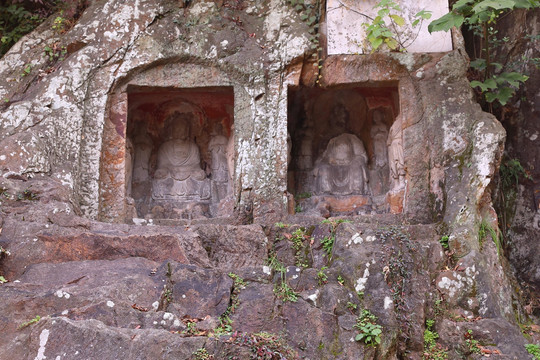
[152, 113, 210, 201]
[209, 133, 229, 201]
[314, 133, 369, 195]
[387, 115, 406, 190]
[132, 129, 152, 184]
[371, 110, 389, 169]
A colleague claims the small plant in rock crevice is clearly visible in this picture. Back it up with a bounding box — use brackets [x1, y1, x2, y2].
[44, 42, 67, 64]
[525, 344, 540, 360]
[423, 319, 448, 360]
[213, 273, 248, 336]
[320, 218, 350, 262]
[377, 226, 416, 347]
[229, 331, 299, 359]
[495, 157, 532, 239]
[18, 315, 41, 330]
[354, 309, 383, 347]
[478, 219, 502, 255]
[464, 329, 482, 355]
[439, 235, 449, 250]
[16, 189, 38, 201]
[267, 254, 299, 303]
[316, 266, 328, 285]
[286, 227, 311, 268]
[192, 347, 214, 360]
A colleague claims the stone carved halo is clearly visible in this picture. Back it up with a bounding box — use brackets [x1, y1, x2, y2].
[310, 90, 367, 133]
[157, 99, 206, 138]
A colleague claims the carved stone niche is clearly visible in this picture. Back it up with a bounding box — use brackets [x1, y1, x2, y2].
[287, 84, 401, 216]
[126, 86, 234, 220]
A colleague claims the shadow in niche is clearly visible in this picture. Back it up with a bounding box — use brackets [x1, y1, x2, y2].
[287, 83, 404, 216]
[125, 86, 235, 220]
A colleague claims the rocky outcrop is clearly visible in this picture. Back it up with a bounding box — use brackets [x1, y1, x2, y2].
[0, 0, 538, 358]
[491, 8, 540, 304]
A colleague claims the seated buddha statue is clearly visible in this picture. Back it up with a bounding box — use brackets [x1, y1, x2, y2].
[152, 112, 210, 201]
[314, 133, 369, 196]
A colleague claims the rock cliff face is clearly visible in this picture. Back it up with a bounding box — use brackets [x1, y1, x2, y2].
[491, 8, 540, 303]
[0, 0, 537, 359]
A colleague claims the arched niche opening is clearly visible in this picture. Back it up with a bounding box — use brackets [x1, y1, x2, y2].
[125, 86, 235, 220]
[287, 83, 402, 215]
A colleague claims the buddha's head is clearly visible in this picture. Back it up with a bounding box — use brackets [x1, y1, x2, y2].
[373, 109, 384, 125]
[331, 138, 353, 163]
[165, 112, 190, 140]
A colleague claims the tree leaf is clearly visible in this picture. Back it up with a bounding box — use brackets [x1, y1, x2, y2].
[470, 58, 487, 70]
[385, 37, 399, 49]
[371, 37, 384, 50]
[513, 0, 536, 8]
[428, 13, 464, 33]
[473, 0, 515, 12]
[389, 14, 405, 26]
[415, 10, 432, 20]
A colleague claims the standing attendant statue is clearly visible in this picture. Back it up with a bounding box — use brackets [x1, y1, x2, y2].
[387, 114, 406, 190]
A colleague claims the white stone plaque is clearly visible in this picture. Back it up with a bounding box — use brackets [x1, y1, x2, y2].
[326, 0, 453, 54]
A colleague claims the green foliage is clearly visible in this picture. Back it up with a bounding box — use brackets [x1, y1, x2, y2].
[0, 4, 41, 57]
[44, 43, 67, 63]
[478, 219, 502, 255]
[354, 310, 382, 346]
[346, 302, 358, 311]
[192, 348, 214, 360]
[321, 234, 334, 258]
[267, 254, 298, 303]
[496, 157, 532, 237]
[18, 315, 41, 330]
[275, 222, 289, 229]
[214, 315, 232, 336]
[274, 281, 298, 302]
[213, 273, 247, 336]
[320, 218, 350, 261]
[0, 245, 9, 257]
[465, 329, 482, 354]
[1, 0, 89, 58]
[500, 158, 531, 188]
[337, 274, 345, 285]
[362, 0, 431, 52]
[525, 344, 540, 360]
[228, 272, 247, 289]
[316, 266, 328, 285]
[0, 275, 7, 284]
[470, 72, 528, 105]
[286, 227, 311, 268]
[429, 0, 539, 107]
[230, 331, 299, 359]
[439, 235, 449, 250]
[52, 11, 66, 33]
[423, 319, 448, 359]
[295, 192, 312, 200]
[17, 189, 38, 201]
[20, 63, 33, 77]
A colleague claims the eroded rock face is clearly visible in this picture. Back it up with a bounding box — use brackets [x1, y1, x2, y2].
[0, 0, 536, 359]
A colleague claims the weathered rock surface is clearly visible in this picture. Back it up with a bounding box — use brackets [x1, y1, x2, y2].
[0, 0, 538, 358]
